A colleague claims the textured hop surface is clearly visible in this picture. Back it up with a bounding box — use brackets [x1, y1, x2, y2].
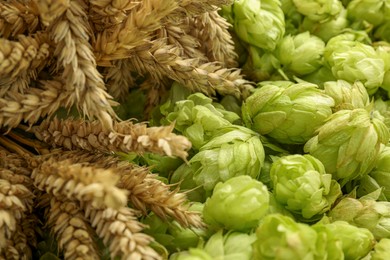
[242, 81, 334, 144]
[190, 126, 265, 191]
[203, 175, 269, 231]
[305, 108, 390, 186]
[270, 154, 342, 220]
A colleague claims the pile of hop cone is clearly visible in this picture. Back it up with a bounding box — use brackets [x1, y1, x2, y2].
[0, 0, 252, 259]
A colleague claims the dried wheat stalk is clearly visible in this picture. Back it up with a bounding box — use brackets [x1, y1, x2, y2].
[47, 0, 117, 129]
[41, 149, 203, 228]
[34, 0, 70, 26]
[84, 204, 160, 260]
[189, 10, 238, 68]
[30, 156, 129, 209]
[105, 59, 137, 100]
[89, 0, 140, 32]
[173, 0, 233, 17]
[129, 38, 247, 97]
[32, 117, 192, 160]
[0, 33, 50, 96]
[0, 224, 31, 260]
[0, 0, 40, 38]
[46, 197, 100, 260]
[0, 79, 69, 129]
[94, 0, 178, 64]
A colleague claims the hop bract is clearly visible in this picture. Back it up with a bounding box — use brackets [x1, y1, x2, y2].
[304, 108, 390, 186]
[292, 0, 343, 21]
[252, 214, 319, 259]
[270, 154, 342, 220]
[163, 93, 239, 149]
[370, 238, 390, 260]
[347, 0, 390, 27]
[190, 126, 265, 191]
[242, 81, 334, 144]
[370, 145, 390, 200]
[329, 195, 390, 240]
[323, 80, 370, 112]
[203, 175, 269, 231]
[313, 219, 375, 259]
[273, 32, 325, 76]
[232, 0, 285, 51]
[324, 34, 385, 94]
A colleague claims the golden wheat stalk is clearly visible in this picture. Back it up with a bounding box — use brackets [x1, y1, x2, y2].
[46, 0, 117, 129]
[104, 59, 137, 100]
[83, 204, 160, 260]
[34, 0, 69, 26]
[32, 117, 192, 160]
[129, 38, 248, 97]
[1, 223, 31, 260]
[174, 0, 233, 17]
[89, 0, 140, 32]
[0, 0, 40, 38]
[189, 10, 238, 68]
[46, 197, 100, 260]
[31, 156, 129, 209]
[94, 0, 178, 64]
[0, 33, 50, 96]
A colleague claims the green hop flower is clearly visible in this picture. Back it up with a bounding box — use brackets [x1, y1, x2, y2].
[299, 8, 349, 42]
[190, 125, 265, 191]
[328, 195, 390, 240]
[292, 0, 343, 21]
[203, 175, 269, 231]
[169, 248, 213, 260]
[374, 98, 390, 130]
[273, 32, 325, 76]
[324, 80, 370, 112]
[281, 0, 304, 35]
[232, 0, 285, 51]
[202, 230, 257, 260]
[347, 0, 390, 27]
[370, 238, 390, 260]
[162, 92, 239, 149]
[370, 145, 390, 200]
[252, 214, 319, 259]
[324, 33, 385, 94]
[242, 46, 277, 82]
[304, 108, 390, 186]
[242, 81, 334, 144]
[270, 154, 342, 220]
[313, 218, 375, 260]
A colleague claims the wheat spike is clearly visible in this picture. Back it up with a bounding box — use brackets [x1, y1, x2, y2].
[46, 197, 100, 260]
[32, 117, 192, 160]
[0, 0, 40, 38]
[31, 156, 129, 209]
[105, 59, 137, 100]
[189, 10, 238, 68]
[47, 0, 117, 129]
[1, 223, 31, 260]
[0, 33, 51, 96]
[129, 38, 249, 97]
[173, 0, 233, 17]
[34, 0, 70, 26]
[89, 0, 140, 32]
[0, 79, 69, 129]
[94, 0, 178, 64]
[84, 204, 160, 260]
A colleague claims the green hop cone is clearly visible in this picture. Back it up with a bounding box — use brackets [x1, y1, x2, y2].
[370, 145, 390, 200]
[190, 125, 265, 191]
[324, 33, 385, 94]
[169, 249, 213, 260]
[304, 108, 390, 186]
[292, 0, 343, 22]
[299, 8, 349, 42]
[324, 80, 370, 112]
[232, 0, 285, 51]
[328, 195, 390, 240]
[163, 92, 239, 149]
[270, 154, 342, 221]
[242, 81, 334, 144]
[203, 175, 269, 231]
[370, 238, 390, 260]
[273, 32, 325, 76]
[252, 214, 319, 259]
[281, 0, 304, 35]
[202, 230, 257, 260]
[374, 98, 390, 130]
[347, 0, 390, 27]
[242, 46, 277, 82]
[313, 218, 375, 260]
